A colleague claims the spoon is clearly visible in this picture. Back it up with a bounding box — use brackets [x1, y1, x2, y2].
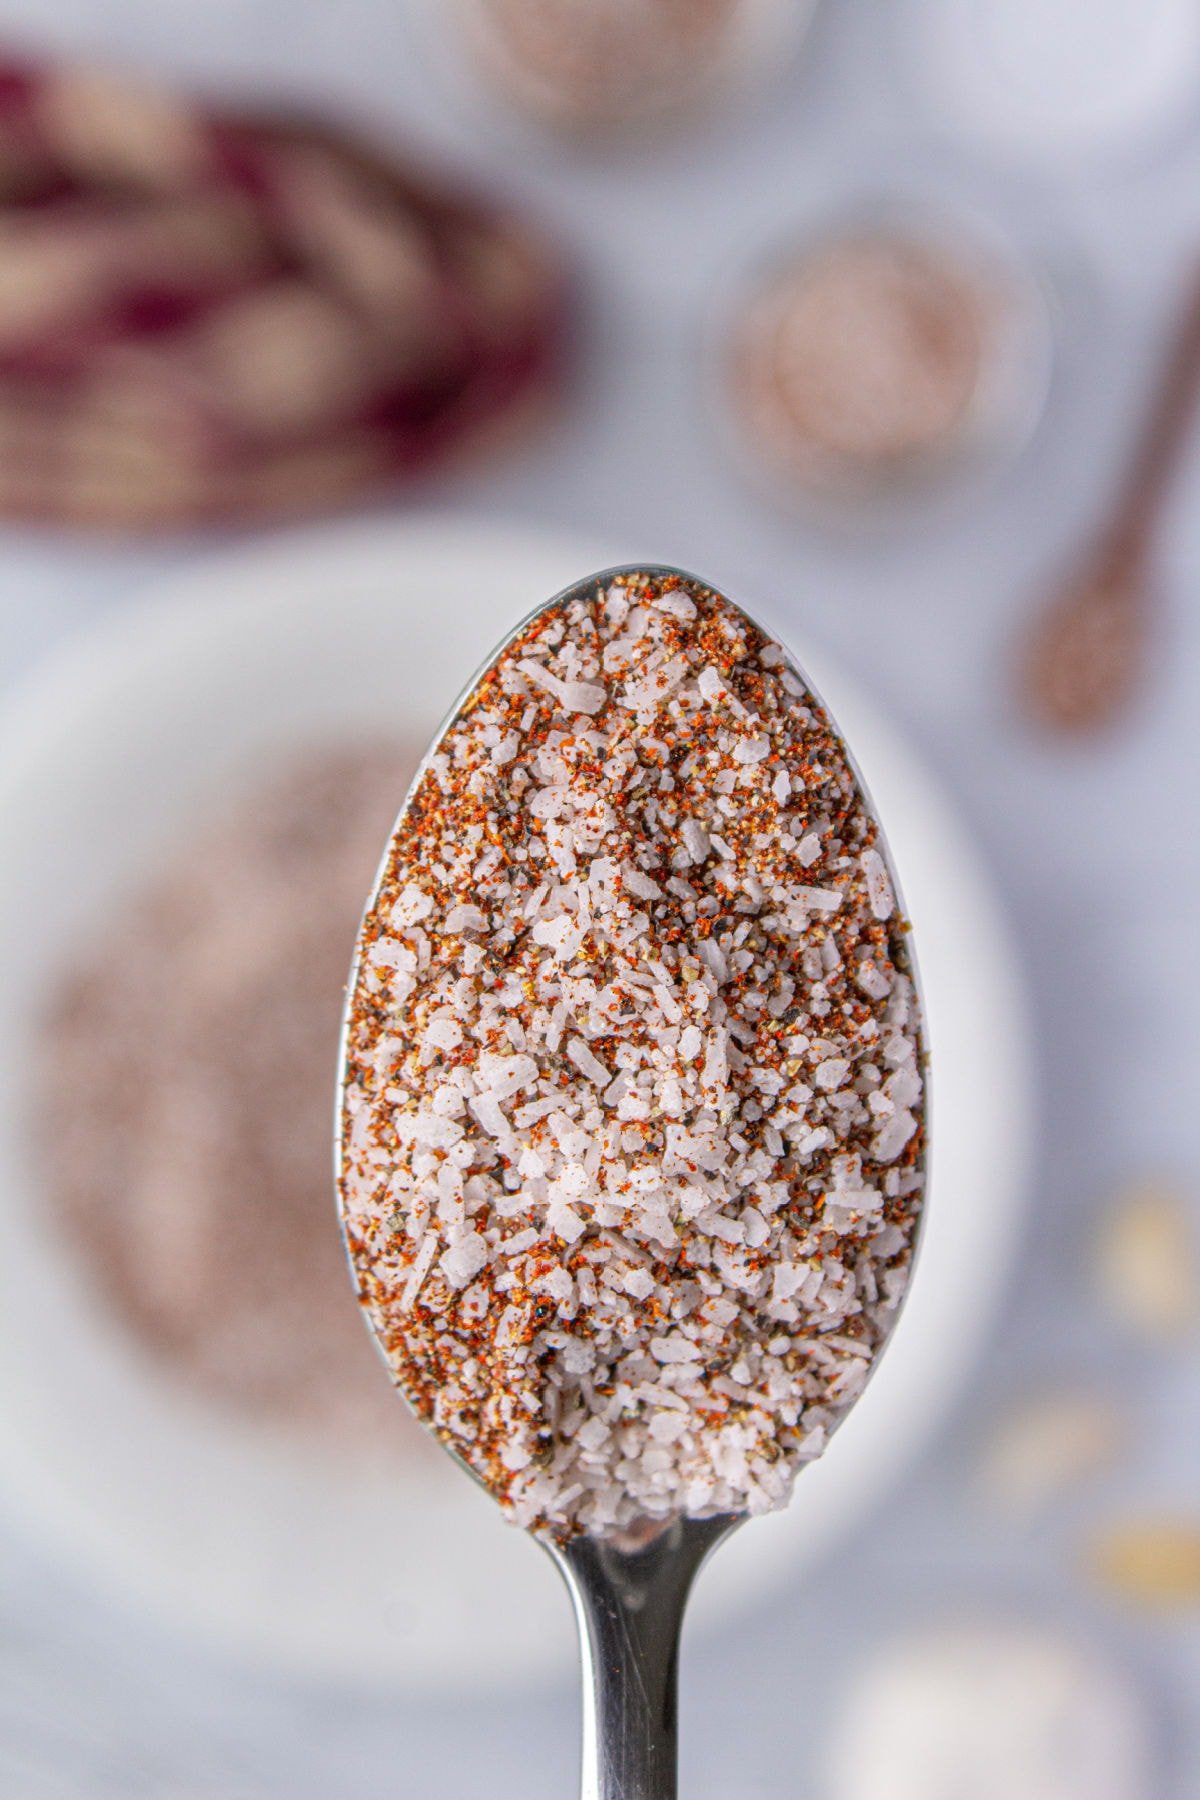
[1018, 265, 1200, 733]
[336, 565, 927, 1799]
[549, 1512, 738, 1800]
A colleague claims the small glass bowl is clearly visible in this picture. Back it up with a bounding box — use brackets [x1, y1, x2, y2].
[439, 0, 819, 143]
[711, 192, 1056, 528]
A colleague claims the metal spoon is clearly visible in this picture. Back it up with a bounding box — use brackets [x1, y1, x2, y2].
[549, 1512, 739, 1800]
[1018, 264, 1200, 734]
[336, 565, 926, 1800]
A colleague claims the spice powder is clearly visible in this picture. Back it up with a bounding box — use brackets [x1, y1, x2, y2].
[340, 571, 926, 1536]
[41, 743, 425, 1447]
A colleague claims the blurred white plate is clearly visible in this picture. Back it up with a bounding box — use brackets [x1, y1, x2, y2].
[0, 514, 1033, 1689]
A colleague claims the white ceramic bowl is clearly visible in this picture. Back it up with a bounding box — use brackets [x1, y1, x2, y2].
[0, 515, 1033, 1689]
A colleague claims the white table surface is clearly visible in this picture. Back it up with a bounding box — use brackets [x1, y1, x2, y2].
[0, 2, 1197, 1795]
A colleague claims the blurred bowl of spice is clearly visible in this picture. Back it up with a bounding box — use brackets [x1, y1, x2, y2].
[430, 0, 815, 142]
[0, 514, 1033, 1687]
[38, 743, 429, 1449]
[0, 57, 571, 531]
[716, 194, 1055, 523]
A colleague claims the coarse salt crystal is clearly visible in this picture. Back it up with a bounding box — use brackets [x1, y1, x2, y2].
[649, 1412, 690, 1444]
[467, 1094, 509, 1138]
[478, 1052, 539, 1099]
[772, 1262, 808, 1304]
[391, 882, 433, 927]
[445, 903, 487, 934]
[548, 1202, 588, 1244]
[400, 1234, 439, 1311]
[873, 1108, 917, 1162]
[440, 1231, 489, 1289]
[623, 865, 662, 900]
[651, 1333, 703, 1364]
[576, 1416, 610, 1452]
[566, 1036, 612, 1086]
[559, 1337, 596, 1374]
[652, 590, 697, 622]
[562, 680, 607, 714]
[422, 1017, 462, 1057]
[854, 956, 892, 1000]
[862, 847, 894, 920]
[794, 885, 842, 914]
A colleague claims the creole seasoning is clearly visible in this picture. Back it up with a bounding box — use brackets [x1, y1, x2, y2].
[339, 571, 925, 1537]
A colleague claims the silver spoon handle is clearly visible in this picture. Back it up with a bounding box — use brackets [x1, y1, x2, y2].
[550, 1516, 739, 1800]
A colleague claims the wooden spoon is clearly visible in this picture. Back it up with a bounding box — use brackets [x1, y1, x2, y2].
[1020, 267, 1200, 733]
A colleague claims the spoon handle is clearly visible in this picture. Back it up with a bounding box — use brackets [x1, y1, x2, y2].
[550, 1516, 739, 1800]
[1106, 263, 1200, 565]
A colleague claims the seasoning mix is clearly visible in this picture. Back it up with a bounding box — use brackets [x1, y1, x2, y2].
[341, 571, 926, 1536]
[724, 220, 1047, 507]
[452, 0, 796, 136]
[39, 743, 424, 1447]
